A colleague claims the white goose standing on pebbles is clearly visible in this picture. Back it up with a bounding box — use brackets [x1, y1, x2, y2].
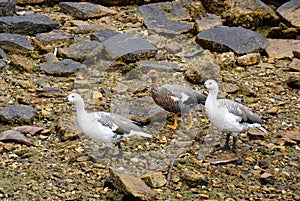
[64, 93, 152, 158]
[203, 80, 267, 152]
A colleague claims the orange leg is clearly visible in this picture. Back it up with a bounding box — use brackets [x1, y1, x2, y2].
[184, 112, 193, 130]
[167, 113, 179, 129]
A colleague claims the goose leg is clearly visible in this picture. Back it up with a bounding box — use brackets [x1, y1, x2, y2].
[100, 146, 111, 158]
[167, 113, 179, 129]
[184, 112, 193, 130]
[232, 134, 237, 153]
[216, 133, 231, 151]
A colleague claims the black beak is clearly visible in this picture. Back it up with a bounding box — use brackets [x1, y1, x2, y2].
[201, 84, 207, 89]
[63, 98, 69, 102]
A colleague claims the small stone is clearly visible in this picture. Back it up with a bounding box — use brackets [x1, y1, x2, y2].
[141, 172, 166, 188]
[77, 156, 89, 162]
[181, 170, 208, 187]
[0, 130, 32, 146]
[260, 172, 273, 179]
[237, 53, 260, 66]
[130, 157, 139, 163]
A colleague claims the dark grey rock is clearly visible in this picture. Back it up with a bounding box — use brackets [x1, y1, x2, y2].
[0, 33, 33, 53]
[41, 59, 86, 76]
[277, 0, 300, 28]
[103, 33, 157, 62]
[0, 13, 59, 35]
[59, 2, 116, 20]
[0, 105, 36, 123]
[33, 29, 74, 52]
[0, 0, 15, 16]
[195, 13, 222, 32]
[0, 47, 6, 58]
[196, 26, 268, 55]
[137, 61, 180, 72]
[58, 40, 103, 62]
[90, 30, 120, 43]
[0, 59, 6, 70]
[137, 2, 193, 35]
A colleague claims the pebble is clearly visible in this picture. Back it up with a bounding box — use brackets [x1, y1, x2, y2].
[130, 157, 139, 163]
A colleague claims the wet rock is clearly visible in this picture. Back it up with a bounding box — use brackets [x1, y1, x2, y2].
[141, 172, 166, 188]
[59, 2, 116, 20]
[90, 30, 120, 42]
[289, 58, 300, 72]
[33, 29, 74, 52]
[103, 33, 157, 62]
[0, 130, 32, 145]
[111, 97, 165, 124]
[222, 0, 278, 29]
[277, 0, 300, 28]
[196, 26, 268, 55]
[184, 50, 221, 84]
[41, 58, 86, 76]
[137, 61, 180, 72]
[137, 2, 193, 35]
[0, 0, 15, 16]
[181, 169, 208, 187]
[266, 39, 300, 59]
[0, 33, 33, 54]
[0, 105, 36, 123]
[109, 168, 155, 201]
[58, 40, 103, 62]
[195, 13, 222, 32]
[0, 13, 59, 35]
[237, 53, 260, 66]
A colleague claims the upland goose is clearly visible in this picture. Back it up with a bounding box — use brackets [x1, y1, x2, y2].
[148, 70, 206, 130]
[203, 79, 267, 152]
[64, 93, 152, 158]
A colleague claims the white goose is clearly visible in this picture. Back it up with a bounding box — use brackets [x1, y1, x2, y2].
[64, 93, 152, 158]
[203, 80, 267, 152]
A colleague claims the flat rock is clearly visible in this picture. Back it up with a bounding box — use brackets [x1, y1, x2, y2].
[33, 29, 74, 52]
[0, 13, 59, 35]
[0, 47, 6, 58]
[0, 105, 36, 123]
[141, 172, 166, 188]
[266, 39, 300, 59]
[103, 33, 157, 62]
[0, 130, 32, 146]
[289, 58, 300, 72]
[74, 24, 112, 35]
[58, 40, 103, 62]
[56, 116, 79, 141]
[0, 0, 15, 16]
[36, 87, 62, 97]
[196, 26, 268, 55]
[137, 61, 180, 72]
[90, 30, 120, 43]
[59, 2, 116, 20]
[195, 13, 223, 32]
[222, 0, 277, 29]
[181, 169, 208, 187]
[41, 59, 86, 76]
[277, 0, 300, 28]
[0, 33, 33, 53]
[137, 2, 193, 35]
[109, 168, 155, 201]
[184, 50, 222, 84]
[13, 125, 43, 136]
[237, 53, 261, 66]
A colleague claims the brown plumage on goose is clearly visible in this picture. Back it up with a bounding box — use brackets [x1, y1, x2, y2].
[147, 70, 206, 130]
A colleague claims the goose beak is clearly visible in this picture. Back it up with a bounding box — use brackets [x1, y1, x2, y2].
[201, 83, 207, 89]
[63, 98, 69, 102]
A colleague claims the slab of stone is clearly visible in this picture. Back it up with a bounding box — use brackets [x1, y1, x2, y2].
[90, 30, 120, 43]
[266, 39, 300, 59]
[109, 168, 155, 201]
[137, 2, 193, 35]
[103, 33, 157, 62]
[73, 24, 109, 34]
[277, 0, 300, 28]
[59, 2, 116, 20]
[141, 172, 166, 188]
[196, 26, 268, 55]
[0, 105, 36, 123]
[0, 13, 59, 35]
[0, 33, 33, 54]
[222, 0, 278, 29]
[58, 40, 103, 62]
[289, 58, 300, 72]
[0, 0, 15, 16]
[0, 130, 32, 146]
[33, 29, 74, 52]
[137, 61, 180, 72]
[0, 47, 6, 58]
[16, 0, 44, 5]
[184, 50, 221, 84]
[41, 59, 86, 76]
[195, 13, 222, 32]
[0, 59, 6, 70]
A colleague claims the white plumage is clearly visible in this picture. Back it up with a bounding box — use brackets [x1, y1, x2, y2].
[64, 93, 151, 158]
[203, 79, 267, 152]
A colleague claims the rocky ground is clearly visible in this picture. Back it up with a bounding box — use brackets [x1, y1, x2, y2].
[0, 0, 299, 200]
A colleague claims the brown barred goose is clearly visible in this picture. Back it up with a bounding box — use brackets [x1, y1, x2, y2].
[147, 70, 206, 130]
